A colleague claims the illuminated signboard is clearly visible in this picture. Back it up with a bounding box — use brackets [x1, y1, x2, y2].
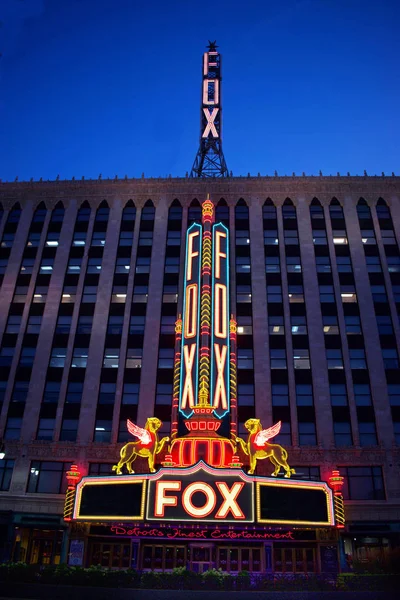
[74, 479, 146, 520]
[179, 223, 202, 417]
[210, 223, 230, 418]
[257, 481, 335, 527]
[202, 50, 220, 139]
[105, 525, 301, 541]
[146, 465, 253, 523]
[72, 462, 335, 527]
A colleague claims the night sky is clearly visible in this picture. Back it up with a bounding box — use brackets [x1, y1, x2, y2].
[0, 0, 399, 181]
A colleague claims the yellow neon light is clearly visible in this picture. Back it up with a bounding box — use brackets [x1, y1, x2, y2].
[64, 488, 75, 520]
[214, 283, 227, 338]
[175, 316, 182, 334]
[256, 481, 335, 526]
[181, 344, 196, 409]
[187, 230, 199, 281]
[74, 479, 146, 521]
[215, 230, 227, 279]
[230, 358, 237, 400]
[235, 419, 295, 477]
[184, 283, 198, 338]
[333, 495, 345, 527]
[202, 199, 214, 219]
[213, 343, 228, 410]
[173, 355, 181, 399]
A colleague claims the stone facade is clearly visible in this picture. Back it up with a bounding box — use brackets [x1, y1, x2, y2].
[1, 175, 400, 532]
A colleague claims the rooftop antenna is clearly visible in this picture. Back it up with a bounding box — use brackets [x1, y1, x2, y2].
[190, 41, 229, 178]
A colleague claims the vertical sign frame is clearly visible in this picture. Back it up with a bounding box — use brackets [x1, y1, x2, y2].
[179, 222, 202, 417]
[210, 222, 230, 418]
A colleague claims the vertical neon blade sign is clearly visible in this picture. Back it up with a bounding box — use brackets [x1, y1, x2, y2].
[211, 222, 230, 418]
[179, 223, 202, 417]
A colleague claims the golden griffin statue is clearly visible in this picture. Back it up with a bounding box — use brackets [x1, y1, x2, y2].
[234, 419, 295, 477]
[112, 417, 169, 474]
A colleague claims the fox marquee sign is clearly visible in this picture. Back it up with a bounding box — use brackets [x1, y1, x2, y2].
[72, 462, 335, 527]
[147, 467, 252, 522]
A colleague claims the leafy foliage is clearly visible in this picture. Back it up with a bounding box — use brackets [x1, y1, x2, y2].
[0, 562, 397, 591]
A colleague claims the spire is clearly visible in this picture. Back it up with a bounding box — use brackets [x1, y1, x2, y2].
[190, 42, 229, 178]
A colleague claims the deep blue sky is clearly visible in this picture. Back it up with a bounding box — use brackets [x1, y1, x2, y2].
[0, 0, 399, 181]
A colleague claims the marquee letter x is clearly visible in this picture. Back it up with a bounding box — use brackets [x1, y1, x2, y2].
[213, 344, 227, 409]
[215, 482, 245, 518]
[181, 344, 196, 409]
[202, 108, 219, 138]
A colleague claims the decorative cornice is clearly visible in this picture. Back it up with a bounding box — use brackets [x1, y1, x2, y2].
[0, 175, 399, 212]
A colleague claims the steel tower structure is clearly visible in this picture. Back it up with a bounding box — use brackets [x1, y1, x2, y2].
[190, 41, 229, 178]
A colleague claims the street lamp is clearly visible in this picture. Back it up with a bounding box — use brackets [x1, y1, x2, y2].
[0, 441, 5, 460]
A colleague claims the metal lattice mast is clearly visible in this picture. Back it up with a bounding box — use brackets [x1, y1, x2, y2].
[190, 41, 229, 178]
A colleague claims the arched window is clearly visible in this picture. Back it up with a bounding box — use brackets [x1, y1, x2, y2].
[169, 199, 182, 221]
[122, 200, 136, 223]
[51, 201, 65, 223]
[310, 197, 324, 219]
[282, 198, 296, 220]
[329, 198, 344, 220]
[188, 199, 201, 224]
[215, 198, 229, 226]
[33, 201, 47, 223]
[77, 201, 91, 222]
[235, 198, 249, 221]
[356, 198, 371, 220]
[142, 200, 155, 221]
[95, 200, 110, 222]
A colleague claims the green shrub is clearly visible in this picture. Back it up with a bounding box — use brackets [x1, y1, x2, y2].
[201, 567, 225, 589]
[0, 561, 38, 583]
[140, 570, 164, 589]
[337, 573, 398, 592]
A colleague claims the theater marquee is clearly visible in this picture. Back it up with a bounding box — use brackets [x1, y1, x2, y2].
[72, 462, 334, 527]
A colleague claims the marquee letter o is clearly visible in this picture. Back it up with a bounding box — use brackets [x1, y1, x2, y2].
[182, 482, 216, 518]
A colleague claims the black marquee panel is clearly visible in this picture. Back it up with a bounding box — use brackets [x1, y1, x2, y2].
[77, 480, 145, 519]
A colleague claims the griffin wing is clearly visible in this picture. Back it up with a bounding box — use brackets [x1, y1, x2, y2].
[254, 421, 282, 447]
[127, 419, 152, 444]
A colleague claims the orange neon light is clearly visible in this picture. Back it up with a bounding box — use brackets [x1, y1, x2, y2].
[184, 283, 198, 338]
[187, 230, 199, 281]
[181, 344, 196, 409]
[215, 230, 227, 279]
[213, 343, 228, 410]
[214, 283, 227, 338]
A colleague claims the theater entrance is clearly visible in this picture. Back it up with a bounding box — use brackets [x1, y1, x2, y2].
[189, 544, 213, 573]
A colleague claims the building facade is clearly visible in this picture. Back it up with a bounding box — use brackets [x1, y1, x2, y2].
[0, 176, 400, 571]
